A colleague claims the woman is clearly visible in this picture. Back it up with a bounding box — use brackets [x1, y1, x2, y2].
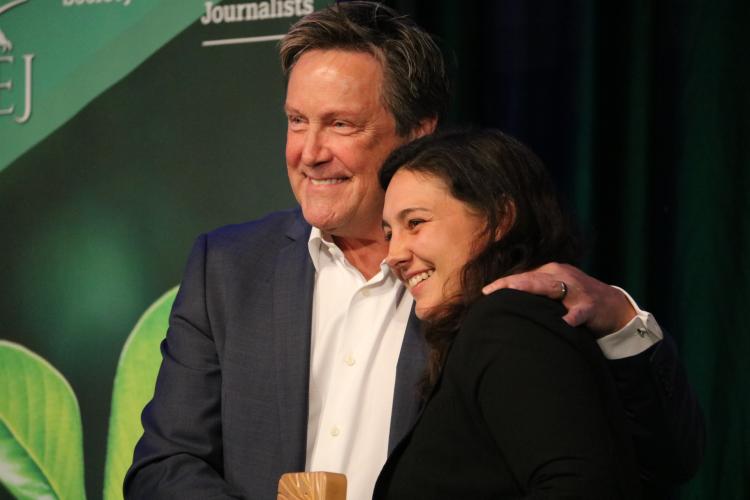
[374, 130, 641, 499]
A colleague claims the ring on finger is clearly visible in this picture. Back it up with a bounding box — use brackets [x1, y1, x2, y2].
[557, 281, 568, 301]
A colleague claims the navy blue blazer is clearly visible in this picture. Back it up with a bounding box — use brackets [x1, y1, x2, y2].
[124, 209, 425, 499]
[125, 208, 703, 499]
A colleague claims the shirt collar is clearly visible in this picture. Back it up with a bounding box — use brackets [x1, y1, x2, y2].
[308, 226, 336, 272]
[307, 227, 394, 282]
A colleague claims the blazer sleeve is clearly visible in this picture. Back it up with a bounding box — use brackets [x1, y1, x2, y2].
[123, 234, 244, 499]
[459, 292, 640, 499]
[607, 333, 706, 491]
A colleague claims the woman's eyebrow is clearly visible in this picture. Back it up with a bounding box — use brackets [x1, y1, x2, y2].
[383, 207, 430, 229]
[396, 207, 428, 220]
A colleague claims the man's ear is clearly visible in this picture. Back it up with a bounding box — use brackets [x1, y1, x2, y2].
[409, 117, 438, 140]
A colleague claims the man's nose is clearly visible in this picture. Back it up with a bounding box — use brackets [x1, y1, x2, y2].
[301, 128, 333, 166]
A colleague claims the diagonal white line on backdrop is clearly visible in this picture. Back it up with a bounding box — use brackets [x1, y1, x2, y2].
[202, 34, 286, 47]
[0, 0, 28, 17]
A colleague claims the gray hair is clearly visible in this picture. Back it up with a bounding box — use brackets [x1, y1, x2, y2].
[280, 1, 450, 137]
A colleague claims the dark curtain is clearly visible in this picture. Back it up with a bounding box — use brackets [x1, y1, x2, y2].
[388, 1, 750, 498]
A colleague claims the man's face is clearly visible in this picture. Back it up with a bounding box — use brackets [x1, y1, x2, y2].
[284, 49, 407, 240]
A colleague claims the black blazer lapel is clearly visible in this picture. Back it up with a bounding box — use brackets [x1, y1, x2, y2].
[272, 214, 315, 471]
[388, 305, 427, 455]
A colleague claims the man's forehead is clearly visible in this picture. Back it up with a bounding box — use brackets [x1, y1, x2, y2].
[285, 50, 389, 117]
[287, 49, 383, 87]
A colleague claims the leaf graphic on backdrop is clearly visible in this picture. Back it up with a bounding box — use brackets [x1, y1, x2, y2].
[0, 340, 86, 500]
[102, 286, 177, 500]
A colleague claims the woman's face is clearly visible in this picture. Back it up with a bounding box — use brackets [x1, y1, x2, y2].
[383, 169, 486, 319]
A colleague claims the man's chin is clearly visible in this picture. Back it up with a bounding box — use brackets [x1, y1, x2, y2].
[301, 205, 384, 242]
[301, 207, 343, 233]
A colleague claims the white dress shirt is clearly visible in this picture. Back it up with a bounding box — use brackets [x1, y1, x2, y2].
[305, 228, 413, 500]
[597, 286, 663, 359]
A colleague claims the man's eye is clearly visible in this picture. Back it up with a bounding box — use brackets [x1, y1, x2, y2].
[332, 121, 355, 132]
[383, 230, 392, 242]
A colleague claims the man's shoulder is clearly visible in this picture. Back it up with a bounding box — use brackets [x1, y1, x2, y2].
[203, 207, 310, 249]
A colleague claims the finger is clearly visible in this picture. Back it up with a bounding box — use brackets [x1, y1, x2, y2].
[562, 307, 587, 327]
[482, 277, 510, 295]
[533, 262, 585, 290]
[482, 273, 536, 295]
[517, 276, 569, 300]
[484, 272, 559, 297]
[533, 261, 572, 277]
[553, 280, 568, 301]
[485, 274, 536, 295]
[533, 262, 561, 274]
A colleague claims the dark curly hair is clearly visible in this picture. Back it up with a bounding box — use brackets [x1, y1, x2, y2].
[380, 129, 581, 390]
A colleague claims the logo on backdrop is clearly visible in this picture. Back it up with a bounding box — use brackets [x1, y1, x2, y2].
[200, 0, 313, 24]
[200, 0, 314, 48]
[0, 0, 33, 124]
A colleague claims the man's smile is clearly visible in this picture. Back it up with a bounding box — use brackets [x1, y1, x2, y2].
[309, 177, 349, 186]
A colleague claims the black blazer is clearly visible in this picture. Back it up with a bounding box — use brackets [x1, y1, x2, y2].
[374, 290, 642, 499]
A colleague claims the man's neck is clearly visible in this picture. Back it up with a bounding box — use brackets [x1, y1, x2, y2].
[332, 234, 389, 280]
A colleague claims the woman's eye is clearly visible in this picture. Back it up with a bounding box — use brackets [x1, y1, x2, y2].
[383, 230, 392, 242]
[407, 219, 424, 229]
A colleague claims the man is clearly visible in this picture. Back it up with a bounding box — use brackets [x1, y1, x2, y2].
[125, 3, 703, 499]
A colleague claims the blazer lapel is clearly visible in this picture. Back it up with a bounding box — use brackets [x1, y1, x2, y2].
[272, 213, 315, 471]
[387, 305, 427, 455]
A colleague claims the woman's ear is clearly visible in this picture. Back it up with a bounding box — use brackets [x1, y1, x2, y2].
[494, 200, 516, 241]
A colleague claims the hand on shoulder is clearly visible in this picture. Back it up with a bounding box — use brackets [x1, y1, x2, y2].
[482, 262, 636, 338]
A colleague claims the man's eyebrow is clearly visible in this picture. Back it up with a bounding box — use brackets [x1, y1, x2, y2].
[285, 101, 366, 119]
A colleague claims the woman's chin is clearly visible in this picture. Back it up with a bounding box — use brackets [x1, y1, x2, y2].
[414, 302, 438, 321]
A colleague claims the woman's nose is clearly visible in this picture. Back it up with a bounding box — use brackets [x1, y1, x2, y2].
[385, 233, 411, 270]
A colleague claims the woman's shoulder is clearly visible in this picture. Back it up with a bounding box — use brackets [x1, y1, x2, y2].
[457, 289, 599, 359]
[463, 289, 567, 334]
[447, 290, 610, 403]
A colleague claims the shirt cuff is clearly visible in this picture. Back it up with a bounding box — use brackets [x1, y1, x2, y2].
[596, 286, 664, 360]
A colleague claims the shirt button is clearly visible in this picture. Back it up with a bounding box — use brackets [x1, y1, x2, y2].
[362, 289, 371, 297]
[636, 327, 649, 338]
[330, 426, 341, 437]
[344, 354, 356, 366]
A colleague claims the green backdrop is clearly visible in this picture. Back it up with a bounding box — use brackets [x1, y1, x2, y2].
[1, 0, 747, 498]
